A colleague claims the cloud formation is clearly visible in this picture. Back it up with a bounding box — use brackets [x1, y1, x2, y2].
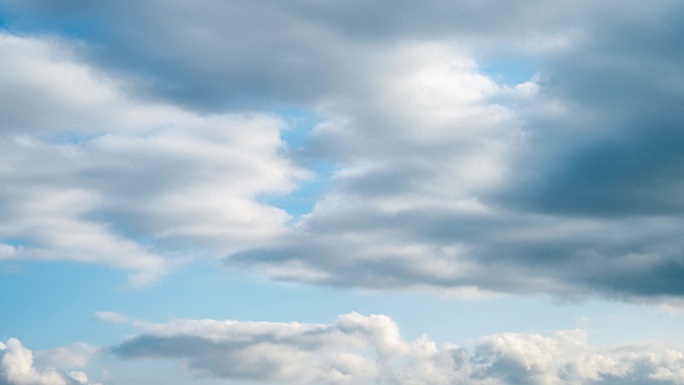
[0, 339, 98, 385]
[223, 1, 684, 302]
[0, 0, 683, 301]
[111, 312, 684, 385]
[0, 32, 304, 284]
[0, 0, 639, 111]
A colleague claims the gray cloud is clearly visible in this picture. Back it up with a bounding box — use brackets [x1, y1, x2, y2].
[0, 0, 646, 111]
[223, 1, 684, 302]
[111, 313, 684, 385]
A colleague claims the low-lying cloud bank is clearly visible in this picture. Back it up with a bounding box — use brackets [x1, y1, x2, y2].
[111, 312, 684, 385]
[0, 339, 99, 385]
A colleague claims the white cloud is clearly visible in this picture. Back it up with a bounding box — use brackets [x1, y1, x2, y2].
[111, 312, 684, 385]
[0, 338, 99, 385]
[0, 32, 305, 284]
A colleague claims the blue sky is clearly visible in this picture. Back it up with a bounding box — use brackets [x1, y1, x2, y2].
[2, 1, 684, 385]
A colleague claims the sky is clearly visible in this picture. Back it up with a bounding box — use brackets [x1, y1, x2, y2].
[1, 1, 684, 384]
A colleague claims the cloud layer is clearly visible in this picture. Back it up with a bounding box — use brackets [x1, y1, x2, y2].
[223, 1, 684, 301]
[1, 0, 683, 300]
[0, 32, 303, 284]
[111, 312, 684, 385]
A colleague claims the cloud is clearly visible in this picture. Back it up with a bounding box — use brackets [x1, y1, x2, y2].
[0, 338, 99, 385]
[111, 312, 684, 385]
[0, 0, 644, 111]
[1, 0, 683, 301]
[223, 1, 684, 302]
[0, 32, 305, 284]
[112, 314, 377, 384]
[499, 2, 684, 217]
[33, 343, 99, 370]
[93, 312, 128, 324]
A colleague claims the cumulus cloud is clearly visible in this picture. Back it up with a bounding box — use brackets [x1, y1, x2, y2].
[0, 32, 304, 284]
[223, 1, 684, 302]
[111, 312, 684, 385]
[0, 338, 99, 385]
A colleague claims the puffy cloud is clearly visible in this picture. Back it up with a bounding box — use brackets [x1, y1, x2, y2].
[0, 338, 99, 385]
[111, 312, 684, 385]
[0, 32, 304, 284]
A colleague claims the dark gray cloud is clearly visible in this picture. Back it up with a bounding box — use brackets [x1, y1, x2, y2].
[501, 2, 684, 217]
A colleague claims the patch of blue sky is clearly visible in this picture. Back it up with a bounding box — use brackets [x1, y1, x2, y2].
[4, 256, 683, 356]
[0, 257, 533, 347]
[276, 106, 322, 150]
[0, 7, 96, 40]
[479, 54, 538, 86]
[260, 161, 336, 221]
[0, 260, 130, 349]
[1, 237, 29, 248]
[83, 210, 160, 250]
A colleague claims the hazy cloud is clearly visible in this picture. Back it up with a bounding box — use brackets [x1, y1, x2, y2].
[93, 312, 129, 324]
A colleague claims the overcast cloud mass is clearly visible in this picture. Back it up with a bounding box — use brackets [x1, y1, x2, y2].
[1, 0, 683, 384]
